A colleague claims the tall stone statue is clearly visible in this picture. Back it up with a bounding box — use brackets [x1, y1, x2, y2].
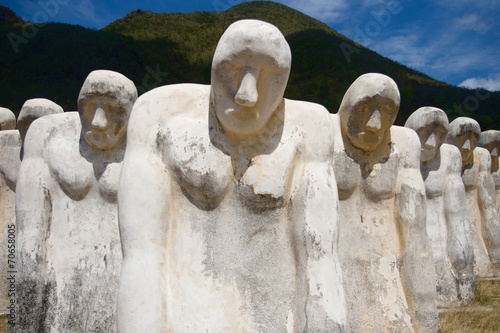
[405, 107, 475, 307]
[0, 107, 18, 314]
[447, 118, 500, 277]
[332, 73, 439, 332]
[1, 100, 62, 315]
[15, 70, 137, 332]
[479, 130, 500, 214]
[117, 19, 346, 332]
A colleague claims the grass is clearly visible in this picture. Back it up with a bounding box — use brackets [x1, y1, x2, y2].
[0, 280, 497, 332]
[0, 314, 6, 333]
[440, 279, 500, 332]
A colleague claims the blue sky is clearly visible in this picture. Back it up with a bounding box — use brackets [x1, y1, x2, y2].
[3, 0, 500, 91]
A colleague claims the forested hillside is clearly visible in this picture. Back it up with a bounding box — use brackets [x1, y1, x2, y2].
[1, 2, 498, 128]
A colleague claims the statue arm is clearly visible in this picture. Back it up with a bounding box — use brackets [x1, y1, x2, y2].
[290, 160, 347, 332]
[395, 130, 438, 332]
[443, 146, 475, 299]
[476, 148, 500, 269]
[117, 115, 170, 332]
[0, 131, 21, 191]
[15, 122, 52, 330]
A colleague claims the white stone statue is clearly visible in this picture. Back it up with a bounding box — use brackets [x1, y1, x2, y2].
[405, 107, 475, 307]
[0, 107, 16, 130]
[479, 130, 500, 214]
[332, 73, 439, 332]
[447, 118, 500, 277]
[15, 70, 137, 332]
[1, 100, 62, 314]
[0, 107, 18, 190]
[117, 19, 346, 332]
[0, 107, 18, 314]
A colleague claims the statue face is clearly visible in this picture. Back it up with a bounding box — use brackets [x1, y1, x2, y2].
[482, 141, 500, 163]
[456, 130, 479, 163]
[211, 52, 289, 137]
[416, 123, 448, 163]
[210, 20, 291, 137]
[79, 95, 129, 150]
[343, 95, 398, 152]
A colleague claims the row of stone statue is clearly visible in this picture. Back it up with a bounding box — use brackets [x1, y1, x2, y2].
[1, 19, 500, 332]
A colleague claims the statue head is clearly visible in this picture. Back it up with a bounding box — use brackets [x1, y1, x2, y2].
[211, 19, 291, 137]
[0, 107, 16, 131]
[405, 107, 449, 163]
[78, 70, 137, 150]
[479, 130, 500, 165]
[447, 117, 481, 166]
[338, 73, 400, 152]
[18, 98, 64, 143]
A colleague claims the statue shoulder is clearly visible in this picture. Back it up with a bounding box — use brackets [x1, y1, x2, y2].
[440, 143, 462, 174]
[128, 84, 211, 144]
[390, 125, 421, 166]
[283, 98, 333, 160]
[23, 112, 80, 160]
[475, 146, 492, 172]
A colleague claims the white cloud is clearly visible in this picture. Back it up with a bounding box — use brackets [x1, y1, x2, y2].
[459, 74, 500, 92]
[454, 13, 492, 33]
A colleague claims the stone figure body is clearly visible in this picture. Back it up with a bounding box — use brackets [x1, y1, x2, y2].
[0, 107, 18, 313]
[15, 70, 137, 332]
[477, 129, 500, 271]
[117, 20, 346, 332]
[479, 130, 500, 215]
[1, 100, 62, 313]
[447, 118, 500, 277]
[405, 107, 475, 307]
[332, 74, 439, 332]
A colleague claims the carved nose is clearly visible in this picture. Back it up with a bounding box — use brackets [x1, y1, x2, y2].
[365, 109, 381, 131]
[91, 106, 107, 129]
[462, 138, 471, 151]
[234, 68, 259, 108]
[424, 132, 436, 149]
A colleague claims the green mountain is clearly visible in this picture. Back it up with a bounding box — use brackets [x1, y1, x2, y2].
[1, 2, 498, 129]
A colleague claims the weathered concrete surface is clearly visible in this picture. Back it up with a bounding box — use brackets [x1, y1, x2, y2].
[479, 130, 500, 209]
[1, 101, 62, 315]
[0, 107, 19, 313]
[479, 130, 500, 269]
[0, 107, 16, 130]
[117, 20, 347, 332]
[14, 70, 137, 332]
[447, 118, 500, 278]
[333, 74, 439, 332]
[405, 107, 476, 307]
[17, 98, 64, 143]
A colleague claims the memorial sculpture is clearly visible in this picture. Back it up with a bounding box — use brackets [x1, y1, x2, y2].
[405, 107, 475, 307]
[447, 118, 500, 277]
[0, 107, 18, 313]
[479, 130, 500, 213]
[15, 70, 137, 332]
[332, 73, 439, 332]
[1, 100, 62, 314]
[117, 19, 347, 332]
